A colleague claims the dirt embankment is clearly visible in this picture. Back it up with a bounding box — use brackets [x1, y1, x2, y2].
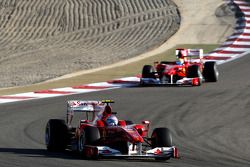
[166, 0, 235, 45]
[0, 0, 236, 90]
[0, 0, 180, 88]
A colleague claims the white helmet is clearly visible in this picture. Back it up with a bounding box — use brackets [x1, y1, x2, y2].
[106, 115, 118, 126]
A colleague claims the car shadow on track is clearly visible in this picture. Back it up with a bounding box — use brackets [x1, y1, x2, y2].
[0, 147, 172, 163]
[0, 148, 81, 160]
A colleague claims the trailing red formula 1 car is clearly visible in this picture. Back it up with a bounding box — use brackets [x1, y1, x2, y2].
[45, 100, 179, 160]
[140, 48, 219, 86]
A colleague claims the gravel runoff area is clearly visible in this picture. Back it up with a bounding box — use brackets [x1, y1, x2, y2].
[0, 0, 180, 88]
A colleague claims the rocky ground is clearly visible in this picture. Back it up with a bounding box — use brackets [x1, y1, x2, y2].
[0, 0, 180, 88]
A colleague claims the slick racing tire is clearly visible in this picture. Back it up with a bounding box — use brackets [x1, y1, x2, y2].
[203, 61, 219, 82]
[187, 65, 203, 86]
[45, 119, 69, 152]
[125, 120, 134, 125]
[112, 141, 129, 154]
[151, 128, 173, 161]
[78, 126, 100, 153]
[151, 128, 173, 147]
[142, 65, 156, 79]
[160, 61, 173, 64]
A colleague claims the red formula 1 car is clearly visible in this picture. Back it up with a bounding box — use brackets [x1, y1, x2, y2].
[140, 48, 219, 86]
[45, 100, 179, 160]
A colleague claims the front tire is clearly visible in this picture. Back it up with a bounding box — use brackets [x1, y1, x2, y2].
[187, 65, 203, 86]
[142, 65, 156, 79]
[125, 120, 134, 125]
[151, 128, 173, 161]
[112, 141, 128, 154]
[151, 128, 173, 148]
[78, 126, 100, 153]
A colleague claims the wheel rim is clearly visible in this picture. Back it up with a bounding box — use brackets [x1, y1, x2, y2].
[161, 75, 168, 84]
[169, 134, 173, 146]
[45, 125, 50, 146]
[78, 132, 86, 152]
[214, 65, 219, 80]
[198, 69, 203, 84]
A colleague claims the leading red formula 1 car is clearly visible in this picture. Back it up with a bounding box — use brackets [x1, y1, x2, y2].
[45, 100, 179, 160]
[140, 48, 219, 86]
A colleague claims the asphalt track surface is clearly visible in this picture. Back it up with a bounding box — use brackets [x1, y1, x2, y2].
[0, 54, 250, 167]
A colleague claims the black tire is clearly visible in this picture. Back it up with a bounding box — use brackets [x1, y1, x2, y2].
[187, 65, 203, 85]
[112, 141, 129, 154]
[151, 128, 173, 161]
[142, 65, 156, 78]
[125, 120, 134, 125]
[151, 128, 173, 148]
[45, 119, 69, 152]
[160, 61, 174, 64]
[203, 61, 219, 82]
[78, 126, 100, 153]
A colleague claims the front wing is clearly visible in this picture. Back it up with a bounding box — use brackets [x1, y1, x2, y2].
[140, 77, 200, 86]
[83, 145, 179, 160]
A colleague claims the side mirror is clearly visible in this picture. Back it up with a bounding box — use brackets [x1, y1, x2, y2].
[142, 120, 150, 125]
[141, 120, 150, 137]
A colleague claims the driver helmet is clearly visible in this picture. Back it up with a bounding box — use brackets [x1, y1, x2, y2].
[104, 105, 112, 115]
[106, 115, 118, 126]
[176, 50, 185, 65]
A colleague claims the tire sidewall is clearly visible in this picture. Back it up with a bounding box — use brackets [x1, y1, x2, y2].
[45, 123, 51, 146]
[142, 65, 155, 78]
[151, 128, 173, 148]
[45, 119, 68, 151]
[78, 131, 86, 153]
[203, 62, 219, 82]
[78, 126, 100, 152]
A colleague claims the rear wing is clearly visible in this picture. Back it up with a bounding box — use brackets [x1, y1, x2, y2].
[67, 100, 104, 112]
[67, 100, 105, 125]
[176, 48, 203, 58]
[176, 48, 203, 63]
[187, 49, 203, 59]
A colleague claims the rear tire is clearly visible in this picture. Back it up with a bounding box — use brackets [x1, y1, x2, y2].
[142, 65, 156, 78]
[45, 119, 69, 152]
[203, 61, 219, 82]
